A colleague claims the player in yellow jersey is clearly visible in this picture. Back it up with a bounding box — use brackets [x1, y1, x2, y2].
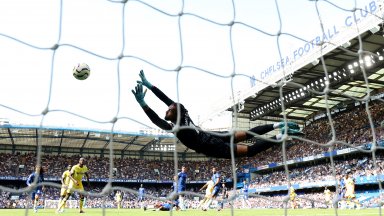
[289, 186, 298, 209]
[198, 180, 214, 210]
[324, 187, 332, 208]
[344, 172, 360, 209]
[57, 165, 72, 212]
[56, 158, 90, 214]
[115, 191, 122, 209]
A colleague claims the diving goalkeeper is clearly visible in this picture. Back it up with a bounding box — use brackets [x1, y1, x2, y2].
[132, 70, 302, 159]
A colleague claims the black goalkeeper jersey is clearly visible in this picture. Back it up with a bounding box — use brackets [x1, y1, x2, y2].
[143, 86, 233, 158]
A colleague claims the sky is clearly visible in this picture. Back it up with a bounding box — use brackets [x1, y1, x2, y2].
[0, 0, 380, 133]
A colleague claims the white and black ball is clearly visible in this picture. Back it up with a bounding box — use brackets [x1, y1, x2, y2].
[73, 63, 90, 80]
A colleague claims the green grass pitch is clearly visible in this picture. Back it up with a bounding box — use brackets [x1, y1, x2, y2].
[0, 208, 382, 216]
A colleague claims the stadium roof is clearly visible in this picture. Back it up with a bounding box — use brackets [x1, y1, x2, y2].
[0, 125, 186, 155]
[229, 28, 384, 122]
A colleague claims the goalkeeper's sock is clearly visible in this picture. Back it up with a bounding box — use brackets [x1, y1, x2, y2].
[245, 124, 274, 140]
[247, 136, 279, 157]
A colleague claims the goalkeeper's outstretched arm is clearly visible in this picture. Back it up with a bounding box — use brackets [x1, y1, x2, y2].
[137, 70, 174, 106]
[132, 83, 173, 131]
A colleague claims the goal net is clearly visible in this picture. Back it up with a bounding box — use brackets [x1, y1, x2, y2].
[0, 0, 383, 215]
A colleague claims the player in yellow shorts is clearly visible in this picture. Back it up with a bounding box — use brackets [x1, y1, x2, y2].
[57, 165, 72, 212]
[289, 186, 298, 209]
[115, 191, 122, 209]
[324, 187, 332, 208]
[344, 172, 360, 209]
[56, 158, 90, 214]
[198, 180, 214, 210]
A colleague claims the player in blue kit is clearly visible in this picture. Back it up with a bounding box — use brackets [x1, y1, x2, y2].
[26, 165, 45, 213]
[132, 70, 303, 159]
[217, 180, 230, 211]
[241, 180, 252, 208]
[177, 166, 188, 210]
[138, 184, 145, 209]
[138, 184, 145, 201]
[154, 201, 174, 211]
[211, 167, 221, 198]
[172, 175, 180, 210]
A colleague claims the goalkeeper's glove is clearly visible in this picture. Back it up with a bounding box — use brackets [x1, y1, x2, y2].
[137, 70, 153, 89]
[132, 83, 147, 107]
[281, 127, 304, 136]
[276, 122, 300, 130]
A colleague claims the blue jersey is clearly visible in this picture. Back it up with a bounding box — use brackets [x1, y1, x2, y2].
[243, 183, 249, 194]
[211, 172, 221, 197]
[162, 203, 171, 210]
[211, 172, 221, 188]
[242, 183, 249, 199]
[26, 172, 44, 187]
[339, 178, 346, 198]
[26, 171, 44, 196]
[341, 178, 346, 189]
[177, 171, 187, 192]
[139, 187, 145, 197]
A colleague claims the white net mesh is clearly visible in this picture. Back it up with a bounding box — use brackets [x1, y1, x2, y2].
[0, 0, 383, 215]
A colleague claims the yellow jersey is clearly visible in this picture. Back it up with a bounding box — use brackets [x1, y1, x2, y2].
[345, 178, 355, 194]
[324, 189, 331, 196]
[62, 170, 71, 185]
[324, 189, 331, 201]
[289, 187, 296, 200]
[71, 164, 88, 182]
[116, 192, 122, 201]
[289, 187, 295, 194]
[206, 180, 214, 196]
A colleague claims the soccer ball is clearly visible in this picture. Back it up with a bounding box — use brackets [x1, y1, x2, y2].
[73, 63, 90, 80]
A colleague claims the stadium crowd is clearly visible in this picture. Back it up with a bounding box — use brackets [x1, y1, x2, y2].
[1, 181, 383, 210]
[248, 156, 384, 189]
[0, 101, 383, 210]
[0, 153, 234, 181]
[238, 102, 384, 168]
